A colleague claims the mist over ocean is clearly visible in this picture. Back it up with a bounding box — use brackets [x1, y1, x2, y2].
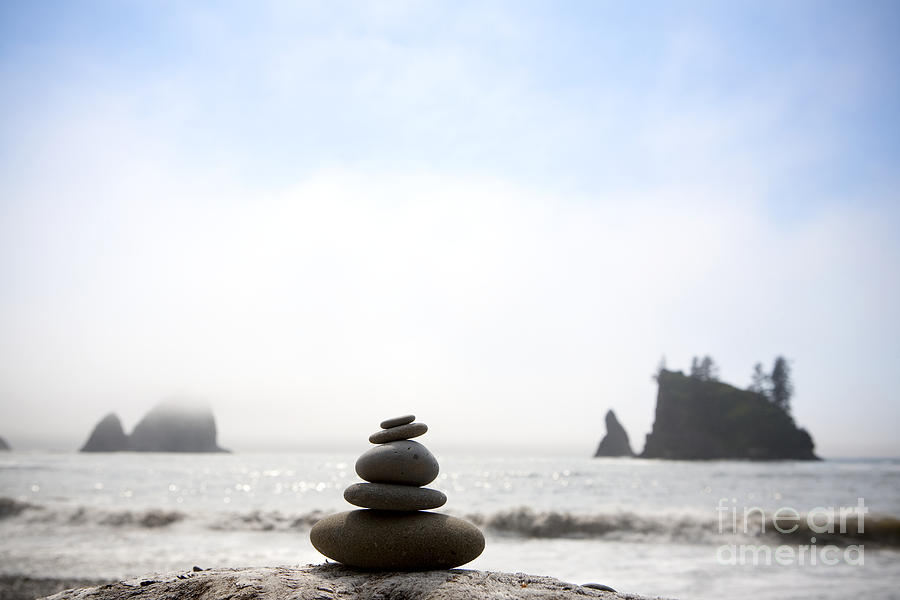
[2, 451, 898, 600]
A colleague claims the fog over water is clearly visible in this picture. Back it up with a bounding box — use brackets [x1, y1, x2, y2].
[1, 2, 899, 458]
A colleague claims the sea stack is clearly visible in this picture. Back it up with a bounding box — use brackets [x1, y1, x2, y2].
[81, 413, 129, 452]
[79, 401, 228, 453]
[593, 409, 635, 457]
[129, 400, 225, 452]
[310, 415, 485, 570]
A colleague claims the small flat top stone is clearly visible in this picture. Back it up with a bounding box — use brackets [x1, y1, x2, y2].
[380, 415, 415, 429]
[369, 422, 427, 444]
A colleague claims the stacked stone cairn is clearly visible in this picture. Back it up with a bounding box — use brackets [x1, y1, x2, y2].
[310, 415, 485, 570]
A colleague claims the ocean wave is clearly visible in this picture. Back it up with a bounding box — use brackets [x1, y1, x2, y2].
[764, 513, 900, 547]
[206, 509, 325, 531]
[468, 507, 715, 542]
[0, 497, 37, 519]
[2, 497, 897, 546]
[95, 508, 184, 528]
[0, 497, 184, 529]
[0, 497, 323, 532]
[468, 507, 900, 546]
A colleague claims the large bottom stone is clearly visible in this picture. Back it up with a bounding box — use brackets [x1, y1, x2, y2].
[309, 510, 485, 570]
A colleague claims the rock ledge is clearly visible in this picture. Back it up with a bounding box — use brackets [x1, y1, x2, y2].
[41, 565, 661, 600]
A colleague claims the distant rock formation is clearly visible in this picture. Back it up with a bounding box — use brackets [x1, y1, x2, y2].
[0, 436, 10, 451]
[81, 414, 129, 452]
[80, 401, 228, 453]
[129, 401, 225, 452]
[593, 410, 634, 457]
[641, 370, 818, 460]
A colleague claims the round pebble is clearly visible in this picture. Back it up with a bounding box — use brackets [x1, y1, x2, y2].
[355, 440, 439, 486]
[369, 422, 427, 444]
[310, 510, 485, 570]
[344, 482, 446, 510]
[380, 415, 415, 429]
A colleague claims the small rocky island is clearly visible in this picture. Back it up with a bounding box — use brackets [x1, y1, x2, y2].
[81, 401, 227, 453]
[0, 436, 10, 451]
[641, 369, 818, 460]
[594, 368, 818, 460]
[594, 410, 634, 457]
[310, 414, 485, 570]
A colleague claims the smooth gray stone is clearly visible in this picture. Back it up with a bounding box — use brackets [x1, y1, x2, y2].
[368, 422, 427, 444]
[380, 415, 415, 429]
[310, 510, 485, 570]
[343, 482, 446, 510]
[355, 440, 439, 486]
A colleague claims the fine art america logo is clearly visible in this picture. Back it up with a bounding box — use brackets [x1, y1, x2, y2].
[715, 498, 867, 566]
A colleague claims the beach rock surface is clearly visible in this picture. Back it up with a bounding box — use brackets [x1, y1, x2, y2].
[355, 440, 439, 486]
[594, 410, 635, 457]
[39, 565, 657, 600]
[369, 422, 428, 444]
[344, 482, 447, 510]
[311, 510, 484, 570]
[81, 414, 129, 452]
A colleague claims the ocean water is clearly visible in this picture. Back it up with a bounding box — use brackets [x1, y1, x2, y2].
[1, 451, 899, 600]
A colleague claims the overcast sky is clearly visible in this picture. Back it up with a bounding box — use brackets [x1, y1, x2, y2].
[1, 1, 898, 457]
